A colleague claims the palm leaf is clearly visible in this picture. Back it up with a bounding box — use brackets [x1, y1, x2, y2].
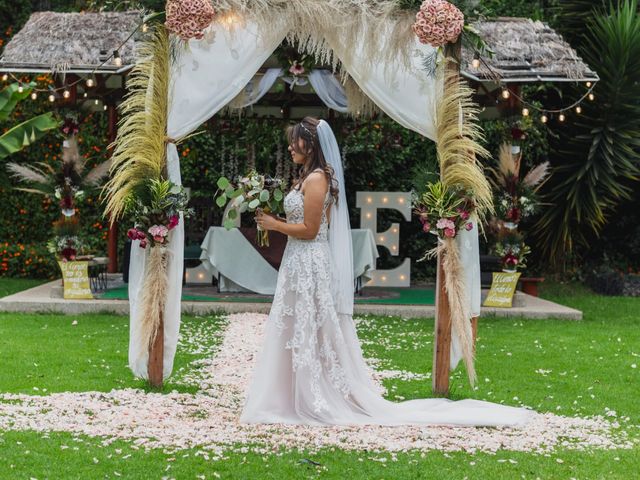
[535, 0, 640, 265]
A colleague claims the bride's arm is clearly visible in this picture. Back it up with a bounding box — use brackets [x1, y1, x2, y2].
[256, 173, 327, 240]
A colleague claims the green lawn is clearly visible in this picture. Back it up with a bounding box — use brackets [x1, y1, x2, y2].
[0, 281, 638, 479]
[0, 277, 45, 298]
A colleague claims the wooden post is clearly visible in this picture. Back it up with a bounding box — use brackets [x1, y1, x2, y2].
[433, 250, 452, 395]
[148, 310, 164, 388]
[432, 38, 462, 397]
[107, 102, 119, 273]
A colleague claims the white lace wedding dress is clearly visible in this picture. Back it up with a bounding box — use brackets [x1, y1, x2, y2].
[240, 187, 533, 427]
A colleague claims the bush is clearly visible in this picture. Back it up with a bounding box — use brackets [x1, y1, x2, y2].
[0, 242, 58, 279]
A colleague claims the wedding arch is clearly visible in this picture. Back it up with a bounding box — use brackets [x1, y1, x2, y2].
[104, 0, 492, 395]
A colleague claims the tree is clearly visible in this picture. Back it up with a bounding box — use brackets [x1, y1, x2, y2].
[534, 0, 640, 267]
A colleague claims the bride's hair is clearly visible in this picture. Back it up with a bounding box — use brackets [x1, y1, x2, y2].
[287, 116, 339, 204]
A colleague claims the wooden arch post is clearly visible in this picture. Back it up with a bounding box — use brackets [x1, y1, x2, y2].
[432, 39, 462, 396]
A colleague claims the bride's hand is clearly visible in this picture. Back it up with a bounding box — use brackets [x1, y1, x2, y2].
[255, 210, 280, 231]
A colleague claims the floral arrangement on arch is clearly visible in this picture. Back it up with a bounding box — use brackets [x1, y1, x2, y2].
[125, 178, 193, 249]
[414, 181, 475, 242]
[412, 0, 465, 48]
[165, 0, 216, 41]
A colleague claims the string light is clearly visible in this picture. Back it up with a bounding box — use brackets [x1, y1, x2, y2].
[94, 99, 100, 105]
[48, 93, 56, 103]
[86, 77, 95, 88]
[1, 73, 7, 82]
[83, 92, 88, 98]
[62, 89, 71, 99]
[558, 113, 566, 122]
[588, 93, 595, 101]
[113, 50, 122, 67]
[522, 107, 529, 117]
[30, 91, 37, 100]
[541, 114, 548, 124]
[501, 88, 510, 100]
[575, 106, 582, 114]
[471, 53, 480, 69]
[17, 84, 24, 93]
[586, 81, 592, 88]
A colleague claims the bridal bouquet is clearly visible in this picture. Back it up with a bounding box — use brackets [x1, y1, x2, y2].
[215, 171, 286, 247]
[414, 181, 475, 240]
[125, 178, 193, 249]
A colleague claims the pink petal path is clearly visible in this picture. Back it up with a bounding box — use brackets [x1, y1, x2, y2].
[0, 313, 634, 456]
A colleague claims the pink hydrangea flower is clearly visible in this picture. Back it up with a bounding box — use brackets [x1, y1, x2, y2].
[413, 0, 464, 47]
[165, 0, 216, 41]
[444, 227, 456, 238]
[436, 218, 455, 230]
[149, 225, 169, 243]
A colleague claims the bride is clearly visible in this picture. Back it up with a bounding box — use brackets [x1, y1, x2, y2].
[241, 117, 532, 427]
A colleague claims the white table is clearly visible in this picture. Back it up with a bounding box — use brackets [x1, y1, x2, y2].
[199, 227, 378, 294]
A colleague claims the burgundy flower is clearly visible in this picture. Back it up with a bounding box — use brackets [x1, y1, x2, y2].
[506, 207, 521, 223]
[168, 215, 180, 230]
[61, 247, 76, 261]
[511, 128, 526, 141]
[139, 239, 148, 249]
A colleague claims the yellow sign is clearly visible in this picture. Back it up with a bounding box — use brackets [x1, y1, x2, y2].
[483, 271, 521, 308]
[58, 261, 93, 299]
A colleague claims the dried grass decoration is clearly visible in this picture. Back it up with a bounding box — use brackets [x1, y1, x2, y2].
[102, 24, 180, 371]
[415, 181, 477, 385]
[126, 179, 192, 361]
[427, 59, 493, 386]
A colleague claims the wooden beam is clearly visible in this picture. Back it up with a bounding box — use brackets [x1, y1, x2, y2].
[106, 102, 119, 273]
[433, 249, 452, 395]
[147, 313, 164, 389]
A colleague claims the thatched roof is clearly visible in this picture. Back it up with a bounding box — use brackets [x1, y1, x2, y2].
[0, 11, 141, 74]
[0, 11, 597, 84]
[462, 18, 599, 83]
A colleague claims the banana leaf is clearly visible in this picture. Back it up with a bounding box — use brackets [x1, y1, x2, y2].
[0, 112, 60, 160]
[0, 82, 36, 121]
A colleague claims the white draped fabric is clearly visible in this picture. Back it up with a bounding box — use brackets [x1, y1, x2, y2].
[128, 18, 477, 384]
[236, 67, 283, 108]
[327, 24, 439, 141]
[128, 21, 287, 380]
[451, 217, 481, 369]
[308, 70, 349, 113]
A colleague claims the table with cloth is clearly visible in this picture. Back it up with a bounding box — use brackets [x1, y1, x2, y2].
[199, 227, 379, 295]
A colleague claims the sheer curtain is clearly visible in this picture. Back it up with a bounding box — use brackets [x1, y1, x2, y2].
[308, 70, 348, 113]
[128, 20, 287, 380]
